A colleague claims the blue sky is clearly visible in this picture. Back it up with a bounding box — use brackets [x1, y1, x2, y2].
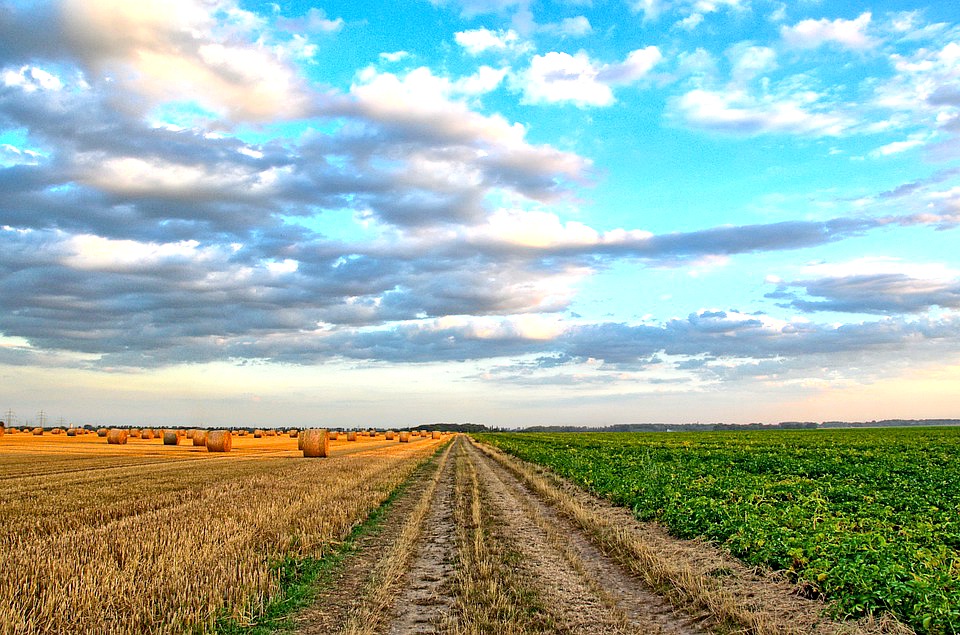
[1, 0, 959, 428]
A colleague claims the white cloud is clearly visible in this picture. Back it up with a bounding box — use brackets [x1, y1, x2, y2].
[633, 0, 745, 24]
[518, 47, 661, 107]
[2, 65, 63, 92]
[62, 235, 211, 272]
[558, 16, 592, 36]
[519, 51, 612, 106]
[454, 66, 509, 95]
[0, 143, 44, 167]
[83, 155, 280, 198]
[301, 7, 344, 32]
[728, 44, 777, 83]
[781, 12, 876, 51]
[879, 42, 960, 114]
[541, 16, 593, 37]
[468, 208, 602, 248]
[675, 88, 849, 136]
[352, 66, 509, 119]
[454, 27, 530, 55]
[630, 0, 664, 19]
[346, 65, 588, 216]
[379, 51, 410, 63]
[768, 3, 786, 23]
[869, 135, 928, 158]
[599, 47, 663, 84]
[800, 257, 958, 282]
[58, 0, 312, 121]
[675, 13, 704, 30]
[676, 48, 718, 79]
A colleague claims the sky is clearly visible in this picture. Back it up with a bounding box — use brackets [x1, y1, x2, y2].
[1, 0, 959, 428]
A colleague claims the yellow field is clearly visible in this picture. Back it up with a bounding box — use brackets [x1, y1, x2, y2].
[0, 430, 446, 634]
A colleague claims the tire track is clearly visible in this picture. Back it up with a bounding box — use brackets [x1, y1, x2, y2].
[460, 437, 707, 635]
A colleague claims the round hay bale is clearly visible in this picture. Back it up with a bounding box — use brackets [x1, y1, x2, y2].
[297, 433, 305, 451]
[266, 429, 277, 437]
[52, 428, 63, 435]
[301, 429, 329, 457]
[0, 426, 4, 438]
[399, 431, 410, 443]
[107, 429, 127, 444]
[129, 429, 141, 439]
[97, 428, 108, 437]
[32, 427, 43, 436]
[206, 430, 232, 452]
[192, 430, 207, 446]
[141, 429, 155, 440]
[162, 430, 180, 445]
[66, 428, 78, 436]
[347, 431, 357, 442]
[385, 431, 395, 440]
[253, 429, 263, 438]
[328, 431, 338, 440]
[432, 431, 441, 439]
[288, 429, 298, 438]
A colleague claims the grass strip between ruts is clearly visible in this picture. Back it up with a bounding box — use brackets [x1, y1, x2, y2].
[213, 443, 449, 635]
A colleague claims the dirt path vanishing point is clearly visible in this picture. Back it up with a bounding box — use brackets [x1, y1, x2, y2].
[295, 435, 911, 635]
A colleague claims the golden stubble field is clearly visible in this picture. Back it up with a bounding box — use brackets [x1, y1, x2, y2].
[0, 428, 447, 634]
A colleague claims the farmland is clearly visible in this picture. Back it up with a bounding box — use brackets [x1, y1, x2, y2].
[1, 427, 934, 635]
[476, 428, 960, 634]
[0, 429, 446, 634]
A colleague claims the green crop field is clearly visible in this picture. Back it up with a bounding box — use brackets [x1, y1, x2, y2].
[476, 427, 960, 634]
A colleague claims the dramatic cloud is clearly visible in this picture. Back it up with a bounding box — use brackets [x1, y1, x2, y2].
[767, 259, 960, 314]
[2, 0, 960, 426]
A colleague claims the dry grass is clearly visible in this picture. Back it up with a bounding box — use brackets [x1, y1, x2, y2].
[337, 439, 454, 635]
[0, 431, 445, 634]
[442, 440, 556, 635]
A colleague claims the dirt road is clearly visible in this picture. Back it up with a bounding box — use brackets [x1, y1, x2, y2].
[295, 435, 903, 635]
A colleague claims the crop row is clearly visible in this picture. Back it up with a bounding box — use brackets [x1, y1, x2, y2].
[476, 428, 960, 634]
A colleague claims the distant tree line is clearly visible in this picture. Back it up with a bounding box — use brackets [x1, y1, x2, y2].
[404, 423, 490, 433]
[514, 419, 960, 433]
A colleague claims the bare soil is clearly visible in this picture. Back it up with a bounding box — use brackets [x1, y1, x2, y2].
[295, 435, 903, 635]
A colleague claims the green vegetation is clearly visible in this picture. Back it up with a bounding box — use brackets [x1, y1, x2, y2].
[476, 428, 960, 634]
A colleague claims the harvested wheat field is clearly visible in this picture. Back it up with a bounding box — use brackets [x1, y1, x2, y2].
[0, 429, 445, 634]
[1, 431, 912, 635]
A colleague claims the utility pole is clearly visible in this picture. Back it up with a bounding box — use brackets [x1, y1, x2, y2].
[37, 410, 46, 428]
[2, 409, 13, 426]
